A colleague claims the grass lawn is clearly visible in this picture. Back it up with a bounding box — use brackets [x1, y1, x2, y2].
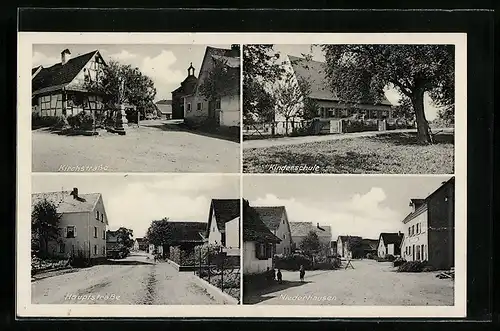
[243, 132, 454, 174]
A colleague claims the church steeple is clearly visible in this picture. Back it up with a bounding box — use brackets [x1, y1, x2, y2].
[187, 62, 195, 76]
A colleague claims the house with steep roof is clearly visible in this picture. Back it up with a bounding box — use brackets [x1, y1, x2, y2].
[290, 221, 332, 256]
[253, 206, 292, 256]
[243, 200, 281, 275]
[268, 55, 393, 134]
[182, 45, 240, 127]
[32, 48, 107, 117]
[31, 187, 108, 260]
[133, 237, 148, 251]
[361, 238, 379, 257]
[155, 100, 173, 119]
[400, 177, 455, 270]
[207, 199, 240, 255]
[377, 232, 404, 258]
[336, 235, 363, 258]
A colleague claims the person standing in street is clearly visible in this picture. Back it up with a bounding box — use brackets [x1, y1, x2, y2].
[299, 265, 305, 282]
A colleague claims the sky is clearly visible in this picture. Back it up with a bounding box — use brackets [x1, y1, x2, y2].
[32, 174, 240, 238]
[32, 44, 232, 102]
[272, 44, 442, 121]
[243, 175, 453, 240]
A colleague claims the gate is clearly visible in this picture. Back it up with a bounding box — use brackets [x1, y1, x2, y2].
[195, 245, 240, 302]
[329, 119, 343, 134]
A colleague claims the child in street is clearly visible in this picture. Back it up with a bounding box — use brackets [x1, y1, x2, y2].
[277, 269, 283, 283]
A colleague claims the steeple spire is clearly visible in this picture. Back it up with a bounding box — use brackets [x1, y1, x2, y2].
[188, 62, 195, 76]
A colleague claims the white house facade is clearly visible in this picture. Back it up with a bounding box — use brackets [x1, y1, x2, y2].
[32, 188, 108, 259]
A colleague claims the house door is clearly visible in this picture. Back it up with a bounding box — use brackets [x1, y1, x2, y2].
[378, 119, 387, 131]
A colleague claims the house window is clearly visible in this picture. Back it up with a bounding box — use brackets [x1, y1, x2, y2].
[102, 230, 105, 239]
[408, 227, 411, 236]
[283, 234, 286, 239]
[256, 243, 271, 260]
[66, 226, 75, 238]
[416, 223, 419, 234]
[102, 246, 105, 256]
[187, 103, 191, 111]
[96, 210, 99, 220]
[101, 214, 104, 222]
[416, 245, 421, 260]
[197, 103, 202, 111]
[59, 243, 65, 253]
[408, 246, 412, 255]
[411, 225, 415, 236]
[94, 227, 98, 238]
[215, 99, 221, 109]
[94, 245, 98, 255]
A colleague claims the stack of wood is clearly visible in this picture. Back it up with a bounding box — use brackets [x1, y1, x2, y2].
[436, 267, 455, 279]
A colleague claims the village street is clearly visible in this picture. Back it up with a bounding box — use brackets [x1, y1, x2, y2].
[244, 260, 454, 306]
[31, 252, 221, 305]
[32, 119, 240, 173]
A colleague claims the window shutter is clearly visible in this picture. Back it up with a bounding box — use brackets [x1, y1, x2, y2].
[74, 227, 77, 238]
[62, 227, 67, 238]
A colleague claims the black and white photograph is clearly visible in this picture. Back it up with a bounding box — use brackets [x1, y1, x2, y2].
[243, 44, 455, 174]
[31, 44, 241, 173]
[18, 32, 467, 318]
[30, 174, 241, 305]
[242, 175, 455, 306]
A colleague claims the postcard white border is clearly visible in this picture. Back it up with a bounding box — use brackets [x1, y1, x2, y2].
[18, 32, 466, 318]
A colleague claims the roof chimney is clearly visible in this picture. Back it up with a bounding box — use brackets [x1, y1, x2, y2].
[61, 49, 71, 65]
[70, 187, 78, 199]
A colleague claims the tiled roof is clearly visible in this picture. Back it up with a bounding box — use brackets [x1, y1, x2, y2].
[106, 230, 119, 243]
[362, 238, 379, 250]
[155, 101, 172, 114]
[32, 50, 98, 94]
[253, 206, 286, 230]
[169, 221, 207, 243]
[211, 54, 240, 68]
[379, 233, 403, 247]
[32, 191, 101, 214]
[402, 177, 454, 224]
[288, 55, 392, 106]
[211, 199, 240, 231]
[243, 201, 281, 243]
[290, 222, 332, 238]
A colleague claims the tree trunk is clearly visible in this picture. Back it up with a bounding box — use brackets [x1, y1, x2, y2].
[285, 118, 289, 136]
[412, 88, 432, 144]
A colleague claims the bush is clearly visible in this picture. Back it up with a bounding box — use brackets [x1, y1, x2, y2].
[67, 111, 94, 130]
[397, 260, 428, 272]
[342, 119, 378, 133]
[393, 257, 406, 267]
[32, 113, 66, 129]
[366, 252, 376, 259]
[274, 254, 312, 271]
[385, 254, 395, 262]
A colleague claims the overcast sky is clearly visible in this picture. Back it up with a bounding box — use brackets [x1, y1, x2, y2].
[243, 175, 453, 240]
[272, 44, 443, 121]
[32, 174, 240, 238]
[32, 44, 231, 102]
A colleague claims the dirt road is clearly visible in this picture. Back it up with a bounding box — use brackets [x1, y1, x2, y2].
[244, 260, 454, 306]
[31, 252, 220, 305]
[32, 120, 240, 173]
